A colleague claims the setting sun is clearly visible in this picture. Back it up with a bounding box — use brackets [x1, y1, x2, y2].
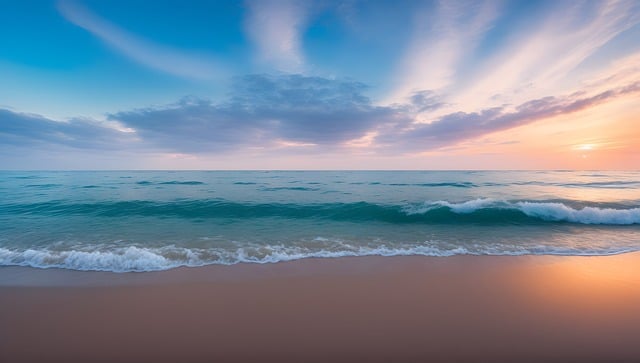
[575, 144, 596, 151]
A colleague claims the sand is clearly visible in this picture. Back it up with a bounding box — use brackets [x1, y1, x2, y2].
[2, 254, 640, 362]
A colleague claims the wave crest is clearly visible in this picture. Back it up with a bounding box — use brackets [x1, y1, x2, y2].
[2, 242, 638, 272]
[2, 199, 639, 225]
[407, 199, 640, 225]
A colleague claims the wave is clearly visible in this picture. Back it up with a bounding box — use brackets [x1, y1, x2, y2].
[351, 180, 640, 189]
[516, 201, 640, 224]
[10, 175, 44, 180]
[1, 243, 638, 272]
[136, 180, 205, 185]
[405, 199, 640, 225]
[159, 181, 205, 185]
[562, 181, 640, 189]
[476, 180, 640, 189]
[25, 184, 62, 188]
[260, 186, 320, 192]
[2, 199, 639, 225]
[372, 182, 477, 188]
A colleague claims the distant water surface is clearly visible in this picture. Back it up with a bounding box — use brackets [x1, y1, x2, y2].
[1, 171, 639, 271]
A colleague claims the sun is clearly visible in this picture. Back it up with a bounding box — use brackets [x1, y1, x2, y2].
[575, 144, 596, 151]
[571, 143, 598, 159]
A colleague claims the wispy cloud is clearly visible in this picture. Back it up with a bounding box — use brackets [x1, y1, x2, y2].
[450, 0, 640, 112]
[380, 81, 640, 152]
[582, 52, 640, 91]
[386, 0, 500, 103]
[244, 0, 311, 72]
[57, 0, 221, 80]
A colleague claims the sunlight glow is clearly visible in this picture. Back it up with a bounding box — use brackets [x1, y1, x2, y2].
[575, 144, 596, 151]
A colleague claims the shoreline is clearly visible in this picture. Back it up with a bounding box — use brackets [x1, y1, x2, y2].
[2, 250, 640, 285]
[2, 254, 640, 362]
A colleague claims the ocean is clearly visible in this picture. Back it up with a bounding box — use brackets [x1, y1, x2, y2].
[1, 170, 639, 272]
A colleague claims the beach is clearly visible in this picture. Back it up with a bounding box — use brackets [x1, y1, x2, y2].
[3, 0, 640, 360]
[2, 253, 640, 363]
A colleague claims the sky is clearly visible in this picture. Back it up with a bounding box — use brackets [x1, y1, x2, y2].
[1, 0, 639, 170]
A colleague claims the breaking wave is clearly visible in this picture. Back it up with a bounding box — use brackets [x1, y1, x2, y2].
[3, 198, 639, 225]
[1, 242, 638, 272]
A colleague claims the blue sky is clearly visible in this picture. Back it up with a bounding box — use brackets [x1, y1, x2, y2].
[1, 0, 639, 169]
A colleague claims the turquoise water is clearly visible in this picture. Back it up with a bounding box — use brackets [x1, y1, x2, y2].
[1, 171, 639, 272]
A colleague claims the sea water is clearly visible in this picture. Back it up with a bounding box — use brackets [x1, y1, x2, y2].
[1, 170, 639, 272]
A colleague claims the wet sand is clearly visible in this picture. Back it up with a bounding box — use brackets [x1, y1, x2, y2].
[2, 254, 640, 363]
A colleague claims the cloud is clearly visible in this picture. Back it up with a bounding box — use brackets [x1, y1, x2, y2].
[108, 74, 396, 152]
[382, 81, 640, 152]
[386, 0, 500, 103]
[109, 73, 640, 155]
[3, 73, 637, 159]
[0, 109, 134, 150]
[244, 0, 311, 72]
[57, 0, 221, 80]
[583, 52, 640, 90]
[401, 90, 446, 113]
[449, 0, 640, 113]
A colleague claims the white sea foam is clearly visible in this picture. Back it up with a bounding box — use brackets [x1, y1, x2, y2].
[406, 199, 640, 225]
[1, 242, 638, 273]
[516, 202, 640, 224]
[434, 198, 501, 214]
[403, 198, 502, 214]
[0, 246, 205, 272]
